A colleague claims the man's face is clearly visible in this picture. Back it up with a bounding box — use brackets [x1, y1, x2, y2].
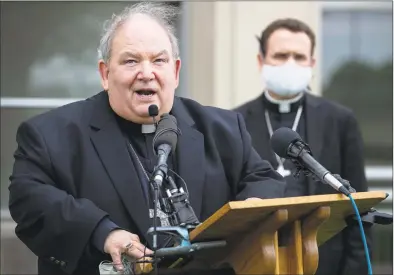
[99, 14, 181, 124]
[258, 28, 315, 70]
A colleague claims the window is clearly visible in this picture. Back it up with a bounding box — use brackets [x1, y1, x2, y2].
[321, 7, 393, 165]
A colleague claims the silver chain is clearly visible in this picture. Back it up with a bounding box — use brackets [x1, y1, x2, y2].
[264, 105, 303, 167]
[127, 142, 150, 181]
[127, 142, 171, 225]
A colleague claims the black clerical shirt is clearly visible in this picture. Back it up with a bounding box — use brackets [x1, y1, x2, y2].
[116, 114, 177, 206]
[262, 94, 309, 197]
[91, 113, 177, 253]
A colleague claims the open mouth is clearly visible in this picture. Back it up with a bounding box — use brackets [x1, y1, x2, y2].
[135, 89, 156, 96]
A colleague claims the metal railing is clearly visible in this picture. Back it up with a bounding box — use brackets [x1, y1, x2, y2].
[1, 97, 85, 108]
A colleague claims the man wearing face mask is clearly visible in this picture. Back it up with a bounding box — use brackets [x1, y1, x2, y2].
[234, 18, 370, 275]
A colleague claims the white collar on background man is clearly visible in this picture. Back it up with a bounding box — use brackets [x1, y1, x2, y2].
[264, 90, 305, 113]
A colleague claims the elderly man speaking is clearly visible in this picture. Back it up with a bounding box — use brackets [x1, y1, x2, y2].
[8, 3, 285, 275]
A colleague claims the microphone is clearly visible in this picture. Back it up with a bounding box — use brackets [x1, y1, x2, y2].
[149, 104, 159, 120]
[270, 127, 350, 196]
[149, 104, 159, 117]
[149, 113, 179, 256]
[151, 113, 200, 227]
[151, 114, 179, 188]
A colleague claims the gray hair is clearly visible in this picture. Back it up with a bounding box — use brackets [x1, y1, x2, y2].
[97, 2, 180, 63]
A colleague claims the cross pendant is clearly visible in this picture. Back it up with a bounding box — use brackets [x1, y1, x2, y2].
[276, 165, 291, 177]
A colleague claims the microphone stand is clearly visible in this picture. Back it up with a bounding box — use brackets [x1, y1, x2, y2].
[151, 167, 167, 247]
[149, 161, 171, 274]
[150, 178, 159, 272]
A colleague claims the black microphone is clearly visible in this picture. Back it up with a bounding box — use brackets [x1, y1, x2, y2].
[152, 114, 179, 188]
[270, 127, 350, 196]
[149, 104, 159, 117]
[148, 104, 159, 125]
[151, 114, 200, 227]
[149, 113, 179, 256]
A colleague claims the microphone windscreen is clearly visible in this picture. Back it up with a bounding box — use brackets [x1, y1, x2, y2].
[270, 127, 302, 158]
[148, 104, 159, 117]
[153, 114, 179, 153]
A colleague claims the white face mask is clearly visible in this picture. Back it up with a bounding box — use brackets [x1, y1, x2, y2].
[261, 60, 312, 97]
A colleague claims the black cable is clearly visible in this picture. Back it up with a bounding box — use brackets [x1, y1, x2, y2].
[168, 169, 190, 198]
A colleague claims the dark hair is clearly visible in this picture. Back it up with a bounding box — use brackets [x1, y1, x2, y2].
[257, 18, 315, 57]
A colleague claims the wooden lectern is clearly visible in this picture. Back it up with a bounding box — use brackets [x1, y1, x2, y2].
[138, 191, 388, 274]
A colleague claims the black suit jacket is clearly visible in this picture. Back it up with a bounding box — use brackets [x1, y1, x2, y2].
[234, 92, 371, 275]
[8, 91, 285, 275]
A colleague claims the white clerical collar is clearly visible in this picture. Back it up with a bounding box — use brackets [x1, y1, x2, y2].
[141, 124, 156, 134]
[263, 90, 304, 113]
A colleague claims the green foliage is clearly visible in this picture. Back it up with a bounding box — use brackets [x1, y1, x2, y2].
[323, 60, 393, 121]
[323, 60, 393, 161]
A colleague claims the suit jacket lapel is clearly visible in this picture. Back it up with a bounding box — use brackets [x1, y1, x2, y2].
[89, 92, 152, 243]
[305, 93, 324, 195]
[171, 98, 205, 220]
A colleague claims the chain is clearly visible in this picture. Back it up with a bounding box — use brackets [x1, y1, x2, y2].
[127, 143, 150, 182]
[265, 105, 303, 168]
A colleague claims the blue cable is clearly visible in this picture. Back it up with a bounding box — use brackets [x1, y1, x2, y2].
[347, 194, 373, 275]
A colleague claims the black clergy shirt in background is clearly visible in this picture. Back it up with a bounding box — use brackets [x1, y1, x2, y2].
[261, 94, 309, 197]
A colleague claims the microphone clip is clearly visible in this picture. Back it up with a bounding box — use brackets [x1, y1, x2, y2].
[287, 140, 311, 158]
[292, 161, 357, 194]
[292, 160, 314, 179]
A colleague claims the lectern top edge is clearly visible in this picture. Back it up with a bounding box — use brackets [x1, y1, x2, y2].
[189, 191, 387, 241]
[227, 191, 387, 210]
